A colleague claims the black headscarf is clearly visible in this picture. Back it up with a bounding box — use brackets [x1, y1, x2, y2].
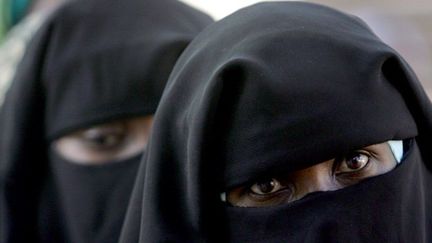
[119, 2, 432, 242]
[0, 0, 213, 242]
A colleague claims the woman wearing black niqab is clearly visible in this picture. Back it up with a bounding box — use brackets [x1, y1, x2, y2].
[119, 2, 432, 242]
[0, 0, 213, 242]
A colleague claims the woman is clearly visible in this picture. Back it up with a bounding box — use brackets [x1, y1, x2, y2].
[119, 2, 432, 242]
[0, 0, 212, 242]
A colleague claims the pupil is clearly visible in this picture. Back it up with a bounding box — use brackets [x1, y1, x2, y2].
[96, 135, 107, 145]
[347, 154, 367, 169]
[257, 180, 275, 193]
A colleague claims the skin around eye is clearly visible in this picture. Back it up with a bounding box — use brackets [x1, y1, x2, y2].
[53, 116, 153, 165]
[226, 142, 397, 207]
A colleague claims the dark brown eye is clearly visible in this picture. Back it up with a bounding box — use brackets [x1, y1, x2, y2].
[347, 153, 369, 170]
[337, 152, 370, 173]
[249, 179, 283, 195]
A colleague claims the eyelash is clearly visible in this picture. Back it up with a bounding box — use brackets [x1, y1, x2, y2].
[332, 152, 375, 187]
[241, 179, 295, 204]
[248, 182, 291, 196]
[240, 182, 294, 205]
[334, 151, 372, 175]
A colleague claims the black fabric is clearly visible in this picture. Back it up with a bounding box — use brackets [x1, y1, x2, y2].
[119, 2, 432, 242]
[0, 0, 213, 242]
[49, 152, 141, 243]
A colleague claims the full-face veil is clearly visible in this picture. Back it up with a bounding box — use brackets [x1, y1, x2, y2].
[119, 2, 432, 242]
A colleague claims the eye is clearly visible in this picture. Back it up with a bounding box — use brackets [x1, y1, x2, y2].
[225, 178, 293, 207]
[80, 123, 127, 150]
[54, 117, 153, 164]
[335, 152, 370, 174]
[249, 178, 284, 195]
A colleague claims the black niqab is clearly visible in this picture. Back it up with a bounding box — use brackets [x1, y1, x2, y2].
[119, 2, 432, 242]
[0, 0, 213, 242]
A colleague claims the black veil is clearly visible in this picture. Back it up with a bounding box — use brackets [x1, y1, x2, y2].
[120, 2, 432, 242]
[0, 0, 213, 242]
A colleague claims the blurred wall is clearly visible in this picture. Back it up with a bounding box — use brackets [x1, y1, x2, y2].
[314, 0, 432, 97]
[179, 0, 275, 19]
[180, 0, 432, 97]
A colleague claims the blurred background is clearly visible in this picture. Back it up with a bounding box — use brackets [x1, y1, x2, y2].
[1, 0, 431, 99]
[180, 0, 432, 97]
